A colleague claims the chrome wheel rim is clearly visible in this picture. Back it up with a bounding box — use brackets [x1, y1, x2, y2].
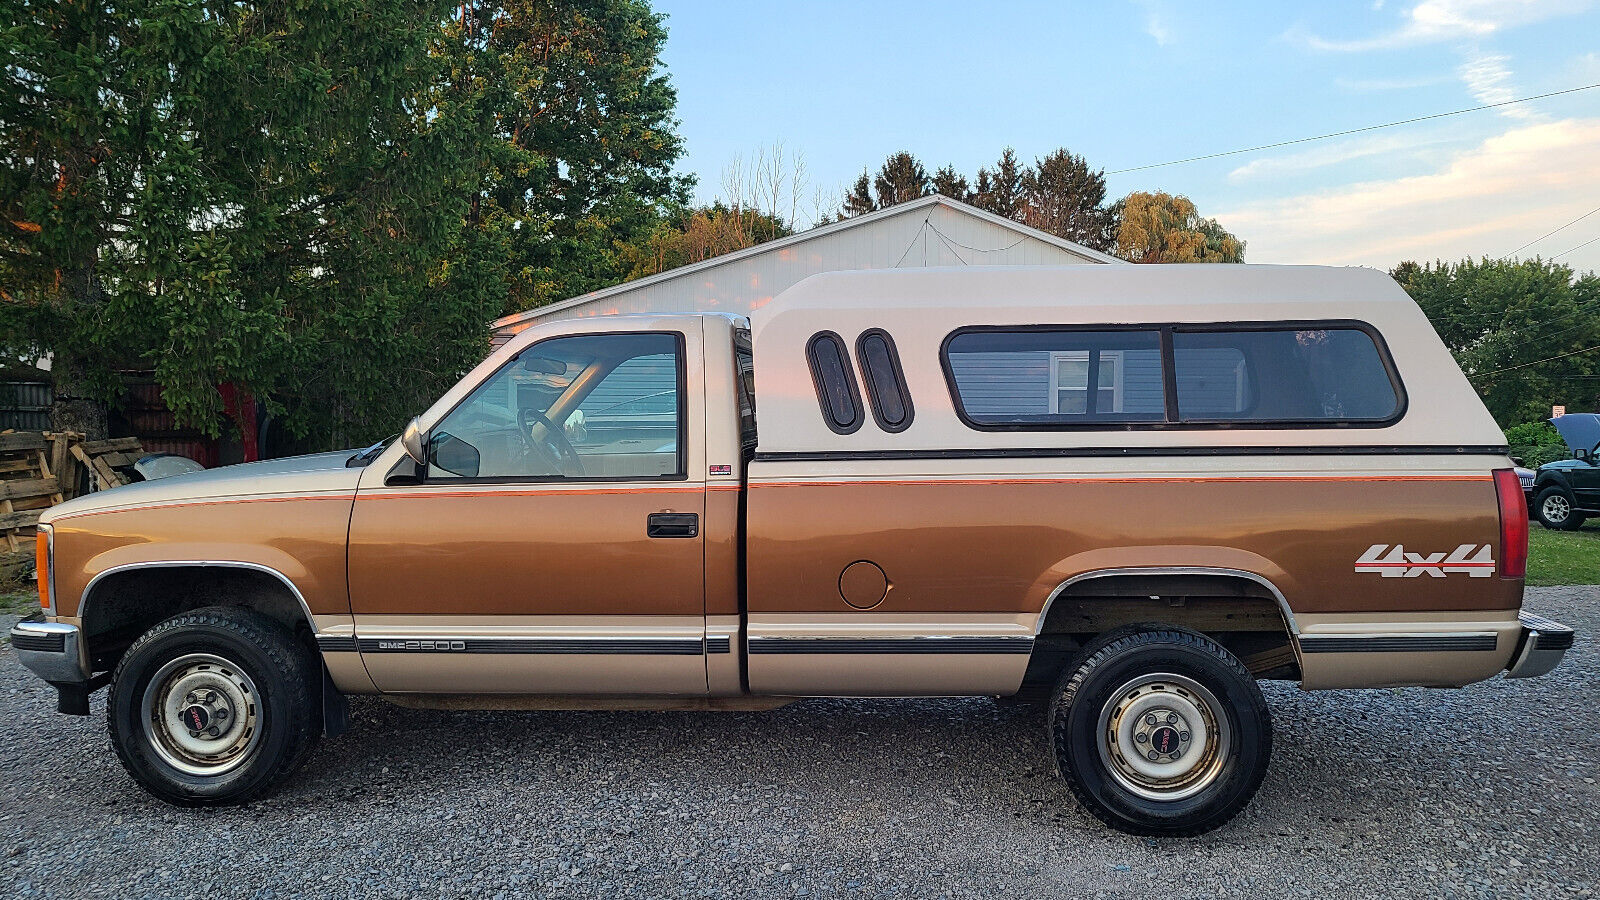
[140, 653, 262, 777]
[1543, 494, 1570, 523]
[1097, 672, 1230, 801]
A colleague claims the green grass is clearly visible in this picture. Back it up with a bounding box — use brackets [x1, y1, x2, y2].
[1527, 524, 1600, 586]
[0, 590, 38, 616]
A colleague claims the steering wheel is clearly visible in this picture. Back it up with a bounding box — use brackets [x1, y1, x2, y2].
[517, 407, 585, 476]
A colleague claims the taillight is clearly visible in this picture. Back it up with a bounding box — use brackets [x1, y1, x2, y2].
[35, 526, 52, 613]
[1493, 469, 1528, 580]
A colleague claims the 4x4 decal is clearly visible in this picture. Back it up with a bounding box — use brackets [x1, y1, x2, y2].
[1354, 544, 1496, 577]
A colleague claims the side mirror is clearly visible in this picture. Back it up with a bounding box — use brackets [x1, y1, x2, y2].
[401, 417, 428, 466]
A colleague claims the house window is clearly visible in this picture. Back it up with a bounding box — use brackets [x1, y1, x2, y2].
[1050, 351, 1122, 415]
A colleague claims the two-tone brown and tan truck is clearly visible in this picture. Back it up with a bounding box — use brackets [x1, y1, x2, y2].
[11, 264, 1574, 834]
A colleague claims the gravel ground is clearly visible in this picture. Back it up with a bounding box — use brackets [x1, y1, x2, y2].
[2, 587, 1596, 899]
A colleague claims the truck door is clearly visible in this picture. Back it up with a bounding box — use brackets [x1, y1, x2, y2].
[347, 326, 708, 694]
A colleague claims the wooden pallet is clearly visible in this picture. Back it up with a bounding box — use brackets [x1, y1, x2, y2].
[0, 432, 65, 552]
[68, 437, 143, 492]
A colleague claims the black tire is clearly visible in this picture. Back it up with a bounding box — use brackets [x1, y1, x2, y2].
[1048, 626, 1271, 836]
[108, 606, 321, 805]
[1534, 486, 1587, 531]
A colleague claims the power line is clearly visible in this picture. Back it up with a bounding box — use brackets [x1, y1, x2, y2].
[1471, 341, 1600, 379]
[1551, 232, 1600, 261]
[1107, 82, 1600, 175]
[1508, 204, 1600, 257]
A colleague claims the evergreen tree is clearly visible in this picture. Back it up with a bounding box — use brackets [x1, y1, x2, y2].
[841, 171, 878, 217]
[931, 165, 970, 202]
[873, 151, 931, 208]
[1022, 149, 1114, 252]
[974, 148, 1025, 219]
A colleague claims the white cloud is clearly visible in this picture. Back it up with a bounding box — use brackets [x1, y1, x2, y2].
[1131, 0, 1173, 46]
[1296, 0, 1592, 52]
[1335, 73, 1452, 91]
[1215, 117, 1600, 272]
[1457, 52, 1539, 118]
[1227, 133, 1454, 182]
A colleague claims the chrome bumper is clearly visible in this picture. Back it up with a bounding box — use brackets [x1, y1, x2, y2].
[1506, 611, 1576, 679]
[8, 613, 90, 685]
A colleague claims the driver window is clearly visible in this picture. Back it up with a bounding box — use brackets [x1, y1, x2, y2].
[427, 332, 683, 480]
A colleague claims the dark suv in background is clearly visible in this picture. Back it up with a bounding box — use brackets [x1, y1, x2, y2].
[1530, 414, 1600, 530]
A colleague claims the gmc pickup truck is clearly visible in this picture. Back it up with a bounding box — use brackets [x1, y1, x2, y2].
[12, 265, 1574, 835]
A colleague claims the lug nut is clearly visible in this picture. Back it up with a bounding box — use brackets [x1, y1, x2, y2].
[208, 727, 220, 737]
[1135, 732, 1148, 743]
[215, 708, 228, 720]
[1167, 713, 1178, 725]
[1147, 750, 1159, 761]
[1179, 731, 1190, 741]
[1145, 714, 1157, 726]
[186, 693, 198, 704]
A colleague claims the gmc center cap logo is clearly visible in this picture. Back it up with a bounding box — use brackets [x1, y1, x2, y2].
[1355, 544, 1496, 577]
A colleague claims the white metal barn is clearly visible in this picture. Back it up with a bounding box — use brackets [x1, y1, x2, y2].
[489, 194, 1122, 346]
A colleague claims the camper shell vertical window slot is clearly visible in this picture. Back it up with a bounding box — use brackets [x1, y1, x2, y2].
[806, 331, 864, 434]
[856, 328, 915, 433]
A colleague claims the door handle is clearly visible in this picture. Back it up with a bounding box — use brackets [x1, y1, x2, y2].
[647, 512, 699, 538]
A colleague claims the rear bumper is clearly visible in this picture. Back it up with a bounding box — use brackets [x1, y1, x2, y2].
[1506, 610, 1575, 679]
[9, 613, 89, 684]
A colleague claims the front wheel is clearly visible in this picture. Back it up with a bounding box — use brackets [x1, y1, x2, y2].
[109, 606, 321, 805]
[1535, 486, 1586, 530]
[1049, 627, 1271, 836]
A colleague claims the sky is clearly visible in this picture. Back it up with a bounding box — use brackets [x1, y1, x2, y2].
[652, 0, 1600, 274]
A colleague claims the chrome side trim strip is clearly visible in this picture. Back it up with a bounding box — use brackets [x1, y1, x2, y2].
[1299, 633, 1498, 653]
[747, 636, 1034, 655]
[355, 636, 705, 655]
[81, 561, 320, 636]
[1036, 566, 1299, 636]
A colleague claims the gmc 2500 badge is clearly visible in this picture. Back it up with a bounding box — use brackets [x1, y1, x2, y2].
[1354, 544, 1496, 577]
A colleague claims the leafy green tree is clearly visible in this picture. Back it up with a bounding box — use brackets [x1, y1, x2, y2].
[1022, 149, 1114, 252]
[1392, 258, 1600, 426]
[619, 203, 790, 279]
[455, 0, 690, 316]
[1504, 421, 1571, 467]
[1113, 191, 1244, 263]
[1, 0, 491, 445]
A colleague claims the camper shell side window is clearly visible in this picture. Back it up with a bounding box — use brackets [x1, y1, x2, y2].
[941, 320, 1405, 430]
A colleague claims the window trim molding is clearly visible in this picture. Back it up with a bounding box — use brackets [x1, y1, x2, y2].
[420, 330, 691, 485]
[805, 330, 865, 435]
[940, 320, 1408, 432]
[855, 328, 915, 433]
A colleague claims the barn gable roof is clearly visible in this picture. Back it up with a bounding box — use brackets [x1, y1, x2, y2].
[491, 195, 1122, 335]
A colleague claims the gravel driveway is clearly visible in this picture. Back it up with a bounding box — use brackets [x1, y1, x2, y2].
[2, 587, 1596, 899]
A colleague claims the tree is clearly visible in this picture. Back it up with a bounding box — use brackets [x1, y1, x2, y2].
[1113, 191, 1244, 263]
[931, 165, 970, 202]
[841, 171, 877, 218]
[1, 0, 490, 444]
[873, 152, 931, 208]
[620, 203, 790, 279]
[1022, 149, 1114, 252]
[456, 0, 690, 316]
[973, 148, 1025, 219]
[1392, 258, 1600, 426]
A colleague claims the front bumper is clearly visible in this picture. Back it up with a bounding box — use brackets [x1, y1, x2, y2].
[1506, 610, 1576, 679]
[9, 613, 89, 683]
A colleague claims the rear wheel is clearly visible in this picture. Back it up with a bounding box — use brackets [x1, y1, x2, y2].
[1049, 626, 1271, 836]
[109, 606, 320, 805]
[1535, 486, 1586, 530]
